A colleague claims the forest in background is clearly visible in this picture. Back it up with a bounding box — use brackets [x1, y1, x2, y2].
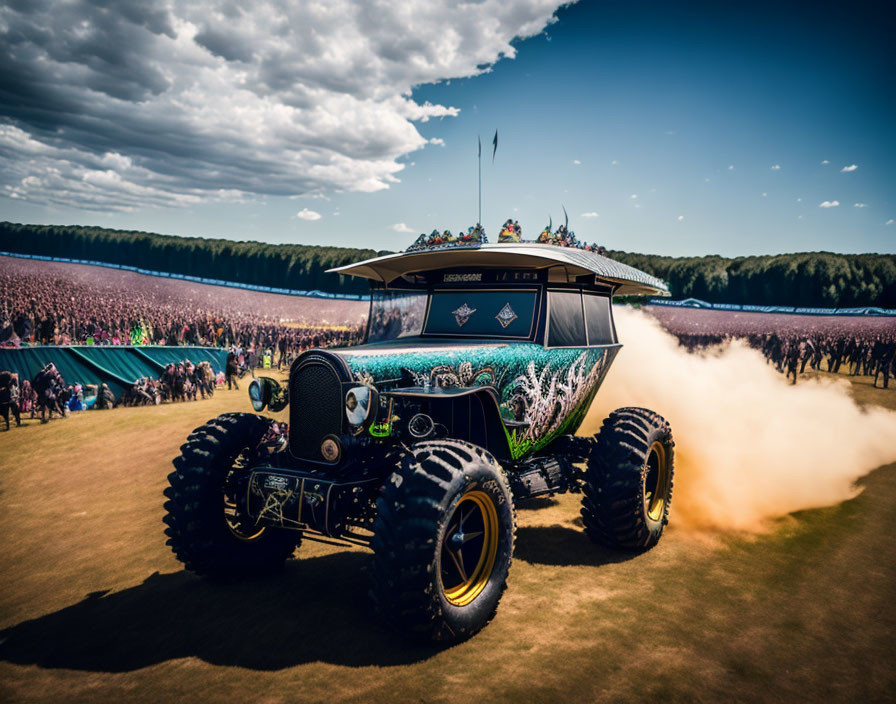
[2, 222, 894, 307]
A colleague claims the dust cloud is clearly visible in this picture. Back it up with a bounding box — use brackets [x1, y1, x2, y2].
[581, 307, 896, 531]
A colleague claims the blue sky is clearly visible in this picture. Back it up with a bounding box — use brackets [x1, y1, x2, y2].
[1, 0, 893, 256]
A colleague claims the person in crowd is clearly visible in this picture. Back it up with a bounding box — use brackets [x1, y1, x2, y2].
[277, 335, 288, 369]
[873, 336, 895, 389]
[246, 346, 258, 378]
[0, 370, 22, 430]
[18, 378, 36, 419]
[67, 384, 85, 412]
[225, 349, 239, 390]
[94, 382, 115, 410]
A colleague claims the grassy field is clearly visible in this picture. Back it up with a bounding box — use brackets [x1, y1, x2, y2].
[1, 373, 894, 703]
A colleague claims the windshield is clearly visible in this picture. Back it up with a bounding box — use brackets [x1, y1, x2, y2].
[367, 288, 427, 342]
[424, 289, 537, 338]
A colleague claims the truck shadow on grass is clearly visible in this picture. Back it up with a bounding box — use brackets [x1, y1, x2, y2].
[0, 525, 632, 673]
[0, 552, 440, 672]
[514, 525, 639, 567]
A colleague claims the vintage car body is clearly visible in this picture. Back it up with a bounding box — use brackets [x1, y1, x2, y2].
[166, 239, 674, 642]
[336, 340, 614, 459]
[282, 242, 668, 469]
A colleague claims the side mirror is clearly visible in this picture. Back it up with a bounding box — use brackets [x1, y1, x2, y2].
[248, 377, 288, 412]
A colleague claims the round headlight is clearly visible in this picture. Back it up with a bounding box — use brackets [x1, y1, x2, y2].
[345, 385, 375, 429]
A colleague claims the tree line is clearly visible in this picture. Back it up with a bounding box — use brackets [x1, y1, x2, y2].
[609, 250, 896, 308]
[0, 222, 379, 296]
[1, 222, 894, 307]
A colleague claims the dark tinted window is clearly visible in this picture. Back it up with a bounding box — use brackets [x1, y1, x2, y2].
[584, 294, 616, 344]
[548, 291, 586, 347]
[425, 290, 537, 337]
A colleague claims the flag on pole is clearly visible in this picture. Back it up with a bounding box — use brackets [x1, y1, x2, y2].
[478, 135, 481, 157]
[492, 130, 498, 162]
[563, 205, 569, 228]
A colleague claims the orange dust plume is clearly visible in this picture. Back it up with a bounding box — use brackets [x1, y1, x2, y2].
[580, 308, 896, 531]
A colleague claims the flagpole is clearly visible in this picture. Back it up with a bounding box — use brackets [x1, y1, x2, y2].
[478, 136, 482, 225]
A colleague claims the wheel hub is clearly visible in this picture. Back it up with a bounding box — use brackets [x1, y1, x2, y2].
[440, 490, 499, 607]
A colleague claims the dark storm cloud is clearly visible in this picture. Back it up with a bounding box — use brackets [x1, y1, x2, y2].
[0, 1, 568, 210]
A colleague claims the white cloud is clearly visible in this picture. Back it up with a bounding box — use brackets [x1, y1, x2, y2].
[821, 160, 830, 165]
[887, 219, 894, 226]
[677, 215, 684, 221]
[296, 208, 322, 220]
[580, 211, 599, 218]
[0, 1, 567, 210]
[770, 164, 781, 171]
[630, 193, 638, 199]
[819, 200, 840, 208]
[705, 177, 711, 182]
[727, 164, 734, 170]
[572, 159, 581, 165]
[840, 164, 858, 172]
[429, 138, 445, 147]
[762, 192, 768, 197]
[797, 197, 802, 202]
[391, 222, 413, 232]
[854, 203, 867, 208]
[611, 160, 619, 165]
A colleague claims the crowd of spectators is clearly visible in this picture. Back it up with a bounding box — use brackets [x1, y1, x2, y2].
[646, 305, 896, 387]
[0, 256, 366, 353]
[0, 363, 74, 429]
[0, 256, 371, 429]
[1, 358, 224, 430]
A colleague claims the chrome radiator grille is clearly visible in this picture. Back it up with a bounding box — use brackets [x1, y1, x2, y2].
[289, 360, 343, 462]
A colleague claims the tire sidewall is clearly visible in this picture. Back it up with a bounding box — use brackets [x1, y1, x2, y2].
[434, 459, 515, 635]
[641, 424, 673, 537]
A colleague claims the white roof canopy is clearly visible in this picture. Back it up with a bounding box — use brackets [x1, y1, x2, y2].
[328, 242, 669, 297]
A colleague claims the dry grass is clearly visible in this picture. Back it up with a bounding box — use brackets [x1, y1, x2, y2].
[1, 376, 894, 703]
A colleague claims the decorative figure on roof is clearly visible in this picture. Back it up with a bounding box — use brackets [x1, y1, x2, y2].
[551, 224, 579, 248]
[405, 220, 606, 253]
[498, 218, 522, 243]
[462, 224, 487, 244]
[407, 233, 428, 252]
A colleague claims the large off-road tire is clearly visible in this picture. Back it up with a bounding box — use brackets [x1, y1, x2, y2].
[164, 412, 299, 577]
[581, 407, 674, 551]
[371, 439, 516, 642]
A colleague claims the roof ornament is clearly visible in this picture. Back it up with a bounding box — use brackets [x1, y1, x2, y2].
[406, 224, 487, 253]
[498, 219, 522, 243]
[406, 218, 605, 255]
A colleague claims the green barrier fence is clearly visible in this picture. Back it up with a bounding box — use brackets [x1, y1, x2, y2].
[0, 346, 228, 398]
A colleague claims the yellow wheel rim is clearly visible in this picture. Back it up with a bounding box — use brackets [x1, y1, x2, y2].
[224, 500, 266, 541]
[441, 490, 499, 607]
[644, 441, 669, 522]
[224, 449, 265, 542]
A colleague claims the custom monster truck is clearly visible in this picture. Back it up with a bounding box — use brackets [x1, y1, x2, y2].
[164, 240, 675, 642]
